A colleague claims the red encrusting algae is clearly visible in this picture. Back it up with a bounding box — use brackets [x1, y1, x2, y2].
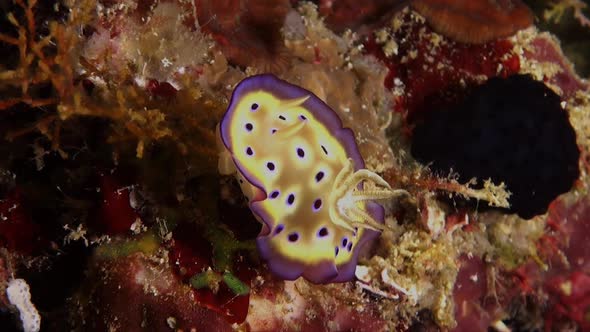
[545, 271, 590, 331]
[364, 10, 521, 125]
[0, 189, 41, 255]
[97, 175, 139, 235]
[168, 222, 254, 324]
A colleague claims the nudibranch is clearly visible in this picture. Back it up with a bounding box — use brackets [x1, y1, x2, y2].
[218, 74, 397, 283]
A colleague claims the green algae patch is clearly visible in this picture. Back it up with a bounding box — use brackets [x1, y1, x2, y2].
[95, 232, 161, 259]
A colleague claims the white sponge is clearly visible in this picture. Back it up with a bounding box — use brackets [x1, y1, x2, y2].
[6, 278, 41, 332]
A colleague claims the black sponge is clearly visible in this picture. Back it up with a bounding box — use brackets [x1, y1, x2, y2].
[411, 75, 580, 219]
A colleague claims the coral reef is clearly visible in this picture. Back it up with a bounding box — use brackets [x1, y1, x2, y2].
[0, 0, 589, 331]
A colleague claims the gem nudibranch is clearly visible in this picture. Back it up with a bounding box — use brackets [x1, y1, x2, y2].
[218, 74, 397, 284]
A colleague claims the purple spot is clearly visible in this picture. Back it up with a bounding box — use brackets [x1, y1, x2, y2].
[288, 232, 299, 242]
[342, 237, 348, 247]
[347, 242, 353, 252]
[279, 115, 286, 120]
[266, 162, 275, 171]
[321, 145, 328, 155]
[269, 190, 280, 199]
[271, 128, 277, 134]
[315, 171, 324, 182]
[246, 147, 253, 156]
[335, 247, 339, 257]
[313, 199, 322, 211]
[299, 114, 307, 120]
[251, 103, 259, 111]
[318, 227, 329, 237]
[287, 194, 295, 205]
[297, 148, 305, 158]
[274, 224, 284, 235]
[245, 123, 253, 131]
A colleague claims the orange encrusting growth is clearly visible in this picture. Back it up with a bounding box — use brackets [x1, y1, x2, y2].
[411, 0, 533, 44]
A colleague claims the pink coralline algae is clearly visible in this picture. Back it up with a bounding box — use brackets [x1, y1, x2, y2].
[510, 198, 590, 330]
[455, 198, 590, 332]
[72, 251, 234, 331]
[545, 271, 590, 331]
[452, 255, 495, 332]
[522, 34, 590, 99]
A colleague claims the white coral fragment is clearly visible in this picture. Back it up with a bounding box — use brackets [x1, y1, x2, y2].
[6, 278, 41, 332]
